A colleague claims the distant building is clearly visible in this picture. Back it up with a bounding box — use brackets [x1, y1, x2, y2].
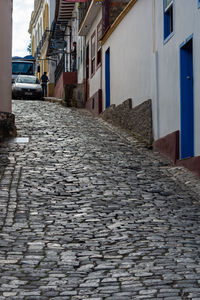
[0, 0, 16, 139]
[29, 0, 56, 96]
[46, 0, 78, 101]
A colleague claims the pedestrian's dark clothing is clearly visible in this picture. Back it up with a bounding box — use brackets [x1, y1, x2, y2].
[71, 46, 76, 60]
[71, 44, 77, 72]
[40, 74, 49, 97]
[41, 74, 48, 84]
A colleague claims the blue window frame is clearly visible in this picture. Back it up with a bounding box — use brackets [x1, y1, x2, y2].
[163, 0, 174, 42]
[198, 0, 200, 8]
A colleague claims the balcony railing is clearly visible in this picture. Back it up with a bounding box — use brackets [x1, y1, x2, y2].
[34, 29, 50, 59]
[55, 53, 73, 84]
[78, 0, 92, 27]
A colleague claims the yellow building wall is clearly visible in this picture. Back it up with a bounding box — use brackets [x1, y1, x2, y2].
[31, 36, 35, 56]
[43, 3, 49, 31]
[33, 3, 54, 97]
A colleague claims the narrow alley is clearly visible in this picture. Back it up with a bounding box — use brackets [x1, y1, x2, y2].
[0, 100, 200, 300]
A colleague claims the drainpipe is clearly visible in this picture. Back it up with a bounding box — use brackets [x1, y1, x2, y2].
[152, 0, 155, 54]
[152, 0, 160, 139]
[155, 51, 160, 140]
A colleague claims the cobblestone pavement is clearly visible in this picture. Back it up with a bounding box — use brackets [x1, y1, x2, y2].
[0, 100, 200, 300]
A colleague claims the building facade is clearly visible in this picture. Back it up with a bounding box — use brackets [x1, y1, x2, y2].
[154, 0, 200, 175]
[100, 0, 200, 176]
[29, 0, 56, 96]
[78, 0, 129, 114]
[101, 0, 154, 145]
[0, 0, 16, 139]
[46, 0, 78, 101]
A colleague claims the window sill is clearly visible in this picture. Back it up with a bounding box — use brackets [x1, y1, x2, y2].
[96, 62, 102, 71]
[91, 71, 95, 79]
[164, 31, 174, 45]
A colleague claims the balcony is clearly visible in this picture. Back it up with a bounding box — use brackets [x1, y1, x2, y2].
[34, 29, 50, 59]
[55, 53, 70, 84]
[78, 0, 92, 24]
[56, 0, 75, 23]
[53, 52, 77, 100]
[46, 0, 75, 57]
[79, 0, 102, 36]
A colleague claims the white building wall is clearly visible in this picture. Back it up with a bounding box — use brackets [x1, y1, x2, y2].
[76, 5, 85, 84]
[155, 0, 200, 155]
[0, 0, 12, 113]
[86, 10, 102, 98]
[76, 2, 85, 85]
[49, 0, 56, 26]
[77, 36, 85, 84]
[102, 0, 156, 134]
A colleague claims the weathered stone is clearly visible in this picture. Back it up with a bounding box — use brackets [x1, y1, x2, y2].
[100, 98, 153, 146]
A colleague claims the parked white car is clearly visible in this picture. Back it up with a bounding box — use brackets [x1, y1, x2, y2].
[12, 75, 43, 100]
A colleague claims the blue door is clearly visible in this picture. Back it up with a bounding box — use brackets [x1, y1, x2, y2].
[180, 37, 194, 159]
[105, 48, 110, 108]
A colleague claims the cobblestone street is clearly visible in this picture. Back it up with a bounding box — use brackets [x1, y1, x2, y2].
[0, 100, 200, 299]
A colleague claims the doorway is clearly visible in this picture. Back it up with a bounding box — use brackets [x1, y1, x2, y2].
[105, 48, 110, 108]
[180, 36, 194, 159]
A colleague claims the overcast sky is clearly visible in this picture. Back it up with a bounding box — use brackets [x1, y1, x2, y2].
[12, 0, 34, 57]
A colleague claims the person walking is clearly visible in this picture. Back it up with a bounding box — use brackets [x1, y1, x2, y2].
[40, 72, 49, 98]
[71, 42, 77, 72]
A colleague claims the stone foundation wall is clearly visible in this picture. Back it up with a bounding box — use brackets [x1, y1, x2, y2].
[63, 84, 76, 107]
[100, 99, 153, 146]
[73, 83, 85, 108]
[0, 112, 17, 140]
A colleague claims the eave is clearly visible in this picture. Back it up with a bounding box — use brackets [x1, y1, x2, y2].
[29, 0, 44, 34]
[101, 0, 138, 45]
[55, 0, 75, 24]
[79, 1, 101, 36]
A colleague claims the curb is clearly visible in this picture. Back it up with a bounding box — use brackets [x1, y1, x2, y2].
[44, 97, 64, 105]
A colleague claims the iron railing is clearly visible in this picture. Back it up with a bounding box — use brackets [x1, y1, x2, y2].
[55, 53, 72, 84]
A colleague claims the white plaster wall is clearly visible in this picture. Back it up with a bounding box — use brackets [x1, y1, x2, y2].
[49, 0, 56, 26]
[86, 10, 102, 98]
[76, 5, 86, 84]
[102, 0, 155, 132]
[155, 0, 200, 155]
[0, 0, 12, 113]
[77, 36, 85, 84]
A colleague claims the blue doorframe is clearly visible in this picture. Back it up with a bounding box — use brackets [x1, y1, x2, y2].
[180, 35, 194, 159]
[105, 48, 110, 108]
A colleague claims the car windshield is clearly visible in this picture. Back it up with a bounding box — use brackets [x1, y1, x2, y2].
[12, 62, 34, 75]
[16, 77, 40, 84]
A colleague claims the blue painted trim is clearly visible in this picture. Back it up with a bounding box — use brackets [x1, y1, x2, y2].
[198, 0, 200, 9]
[179, 35, 194, 159]
[105, 48, 110, 109]
[179, 33, 194, 49]
[164, 31, 174, 44]
[163, 0, 174, 43]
